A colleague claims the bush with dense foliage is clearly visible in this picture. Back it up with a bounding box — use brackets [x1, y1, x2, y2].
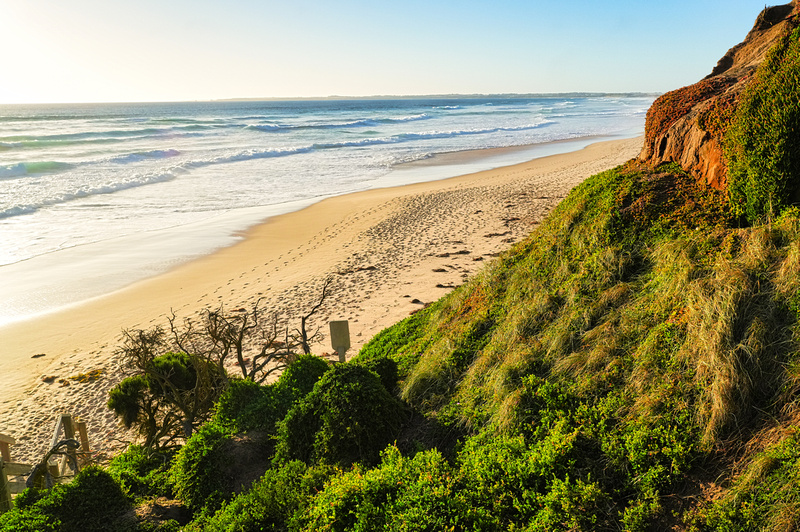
[351, 356, 400, 393]
[212, 355, 330, 433]
[298, 446, 466, 531]
[107, 444, 175, 500]
[274, 364, 407, 467]
[0, 467, 132, 532]
[211, 377, 291, 433]
[169, 421, 234, 512]
[184, 460, 333, 532]
[277, 353, 331, 396]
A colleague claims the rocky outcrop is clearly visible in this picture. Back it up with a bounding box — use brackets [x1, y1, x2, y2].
[639, 1, 797, 190]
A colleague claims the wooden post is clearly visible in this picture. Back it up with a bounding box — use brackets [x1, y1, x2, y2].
[52, 415, 78, 477]
[50, 414, 64, 449]
[60, 414, 75, 441]
[4, 463, 32, 497]
[76, 421, 90, 453]
[0, 434, 14, 463]
[0, 459, 11, 514]
[47, 414, 80, 478]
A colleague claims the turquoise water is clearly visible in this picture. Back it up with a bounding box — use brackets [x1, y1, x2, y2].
[0, 96, 652, 323]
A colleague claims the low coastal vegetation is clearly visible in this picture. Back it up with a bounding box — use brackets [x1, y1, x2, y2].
[4, 5, 800, 532]
[725, 22, 800, 223]
[5, 162, 800, 531]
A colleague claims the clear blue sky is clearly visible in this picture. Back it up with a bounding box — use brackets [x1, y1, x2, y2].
[0, 0, 773, 104]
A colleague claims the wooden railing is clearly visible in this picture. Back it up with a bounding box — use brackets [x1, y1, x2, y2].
[0, 414, 91, 514]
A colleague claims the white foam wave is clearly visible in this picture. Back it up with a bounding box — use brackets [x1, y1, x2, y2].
[316, 114, 430, 128]
[246, 113, 431, 133]
[0, 161, 74, 179]
[397, 122, 554, 141]
[106, 149, 181, 165]
[245, 124, 284, 132]
[316, 137, 395, 150]
[388, 114, 430, 122]
[0, 124, 231, 147]
[183, 146, 315, 168]
[244, 121, 556, 155]
[0, 169, 180, 219]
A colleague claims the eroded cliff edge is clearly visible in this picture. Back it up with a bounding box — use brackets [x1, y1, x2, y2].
[639, 1, 797, 190]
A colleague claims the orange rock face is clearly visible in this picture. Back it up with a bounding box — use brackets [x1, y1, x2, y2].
[639, 2, 798, 191]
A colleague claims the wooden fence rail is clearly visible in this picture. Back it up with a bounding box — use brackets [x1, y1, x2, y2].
[0, 414, 91, 515]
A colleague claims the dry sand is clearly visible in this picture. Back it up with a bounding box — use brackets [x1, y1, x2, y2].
[0, 136, 642, 465]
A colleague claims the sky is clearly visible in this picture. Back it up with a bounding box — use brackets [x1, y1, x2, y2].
[0, 0, 775, 104]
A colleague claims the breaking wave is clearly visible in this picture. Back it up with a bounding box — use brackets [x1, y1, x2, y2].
[0, 161, 73, 179]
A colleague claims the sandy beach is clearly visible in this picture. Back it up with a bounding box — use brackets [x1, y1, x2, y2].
[0, 136, 641, 465]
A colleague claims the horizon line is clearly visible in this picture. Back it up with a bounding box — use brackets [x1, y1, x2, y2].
[217, 91, 661, 102]
[0, 91, 661, 106]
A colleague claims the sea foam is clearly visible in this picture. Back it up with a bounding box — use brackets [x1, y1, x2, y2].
[0, 161, 73, 179]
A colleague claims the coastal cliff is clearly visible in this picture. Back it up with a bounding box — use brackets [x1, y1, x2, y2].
[640, 1, 797, 191]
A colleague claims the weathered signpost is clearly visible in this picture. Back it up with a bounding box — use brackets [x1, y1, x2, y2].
[329, 320, 351, 363]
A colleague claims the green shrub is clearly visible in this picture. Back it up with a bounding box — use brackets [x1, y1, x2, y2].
[212, 378, 291, 433]
[0, 505, 58, 532]
[456, 425, 586, 528]
[274, 364, 407, 466]
[277, 354, 331, 397]
[147, 352, 198, 392]
[726, 24, 800, 223]
[108, 444, 175, 499]
[213, 356, 329, 434]
[186, 460, 332, 531]
[171, 418, 275, 515]
[107, 375, 149, 429]
[524, 476, 610, 532]
[0, 466, 132, 532]
[352, 356, 400, 393]
[298, 446, 472, 531]
[212, 378, 267, 423]
[170, 421, 233, 512]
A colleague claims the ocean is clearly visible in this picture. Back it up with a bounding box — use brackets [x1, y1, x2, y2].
[0, 96, 652, 325]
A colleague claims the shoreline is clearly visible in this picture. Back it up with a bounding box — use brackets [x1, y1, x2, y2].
[0, 133, 635, 330]
[395, 134, 607, 168]
[0, 136, 643, 464]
